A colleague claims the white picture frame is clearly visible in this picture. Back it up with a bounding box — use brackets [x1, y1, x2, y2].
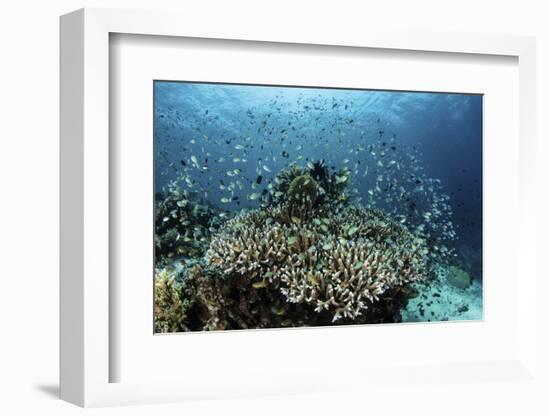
[60, 7, 538, 407]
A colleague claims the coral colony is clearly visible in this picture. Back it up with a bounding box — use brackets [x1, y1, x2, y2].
[155, 162, 475, 332]
[154, 83, 483, 332]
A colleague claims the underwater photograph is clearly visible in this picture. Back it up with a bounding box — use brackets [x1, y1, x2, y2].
[153, 81, 483, 333]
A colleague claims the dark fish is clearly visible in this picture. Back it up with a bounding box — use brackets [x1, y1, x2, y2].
[256, 175, 263, 184]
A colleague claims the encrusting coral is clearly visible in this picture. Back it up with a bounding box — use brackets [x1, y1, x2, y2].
[154, 161, 433, 331]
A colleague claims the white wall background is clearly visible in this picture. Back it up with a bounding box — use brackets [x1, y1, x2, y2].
[0, 0, 548, 415]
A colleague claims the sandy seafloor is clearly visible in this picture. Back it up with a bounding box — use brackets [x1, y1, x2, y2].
[400, 265, 483, 323]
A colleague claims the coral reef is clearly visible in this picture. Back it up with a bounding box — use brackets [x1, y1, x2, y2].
[154, 162, 434, 331]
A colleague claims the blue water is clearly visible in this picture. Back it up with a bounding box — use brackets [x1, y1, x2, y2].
[154, 81, 482, 280]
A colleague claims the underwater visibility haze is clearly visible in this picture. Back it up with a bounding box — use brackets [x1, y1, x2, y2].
[153, 81, 483, 333]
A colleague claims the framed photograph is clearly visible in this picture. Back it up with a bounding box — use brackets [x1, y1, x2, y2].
[152, 80, 483, 332]
[60, 8, 538, 407]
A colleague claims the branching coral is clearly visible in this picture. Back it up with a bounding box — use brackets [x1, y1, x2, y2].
[205, 204, 429, 323]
